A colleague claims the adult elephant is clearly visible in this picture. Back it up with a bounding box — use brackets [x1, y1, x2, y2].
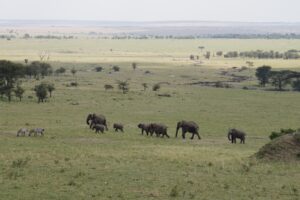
[228, 128, 246, 144]
[176, 120, 201, 140]
[86, 113, 108, 130]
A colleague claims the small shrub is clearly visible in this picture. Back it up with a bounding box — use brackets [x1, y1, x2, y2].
[152, 83, 161, 91]
[104, 84, 114, 91]
[112, 65, 120, 72]
[95, 66, 103, 72]
[70, 82, 78, 87]
[169, 186, 179, 197]
[68, 180, 76, 186]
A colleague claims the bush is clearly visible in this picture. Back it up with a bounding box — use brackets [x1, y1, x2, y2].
[152, 83, 161, 91]
[95, 66, 103, 72]
[292, 80, 300, 91]
[112, 65, 120, 72]
[269, 128, 297, 140]
[104, 84, 114, 90]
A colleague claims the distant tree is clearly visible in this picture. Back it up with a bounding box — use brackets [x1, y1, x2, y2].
[55, 67, 66, 75]
[269, 70, 293, 91]
[255, 65, 272, 87]
[113, 65, 120, 72]
[104, 84, 114, 91]
[216, 51, 223, 56]
[117, 80, 129, 94]
[152, 83, 161, 91]
[95, 66, 103, 72]
[25, 61, 53, 78]
[198, 46, 205, 52]
[47, 83, 55, 97]
[24, 59, 29, 64]
[34, 83, 48, 103]
[205, 51, 211, 59]
[189, 55, 195, 60]
[142, 83, 148, 91]
[23, 33, 30, 39]
[71, 68, 77, 76]
[132, 62, 137, 70]
[14, 85, 25, 101]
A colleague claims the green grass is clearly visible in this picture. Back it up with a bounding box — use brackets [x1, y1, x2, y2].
[0, 39, 300, 199]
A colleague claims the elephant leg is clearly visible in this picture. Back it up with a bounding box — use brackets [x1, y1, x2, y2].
[182, 130, 186, 139]
[165, 133, 170, 138]
[191, 133, 195, 140]
[196, 133, 201, 140]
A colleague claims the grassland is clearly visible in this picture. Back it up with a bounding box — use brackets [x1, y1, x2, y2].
[0, 38, 300, 200]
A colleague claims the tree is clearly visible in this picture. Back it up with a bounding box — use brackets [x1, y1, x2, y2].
[117, 80, 129, 94]
[34, 83, 48, 103]
[198, 46, 205, 52]
[255, 65, 272, 87]
[104, 84, 114, 91]
[152, 83, 161, 91]
[14, 85, 25, 101]
[292, 80, 300, 91]
[55, 67, 66, 75]
[0, 60, 25, 101]
[216, 51, 223, 56]
[112, 66, 120, 72]
[95, 66, 103, 72]
[205, 52, 211, 59]
[269, 70, 293, 91]
[189, 55, 195, 60]
[71, 68, 77, 76]
[47, 83, 55, 97]
[142, 83, 148, 91]
[132, 62, 137, 70]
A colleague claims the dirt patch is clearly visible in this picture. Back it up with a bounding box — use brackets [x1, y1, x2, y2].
[255, 134, 300, 162]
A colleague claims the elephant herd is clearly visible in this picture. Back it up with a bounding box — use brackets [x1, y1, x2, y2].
[86, 113, 247, 144]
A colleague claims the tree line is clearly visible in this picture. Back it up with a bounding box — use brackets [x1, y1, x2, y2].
[255, 66, 300, 91]
[224, 50, 300, 59]
[0, 60, 57, 102]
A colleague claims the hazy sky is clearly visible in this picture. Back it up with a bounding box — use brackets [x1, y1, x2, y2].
[0, 0, 299, 22]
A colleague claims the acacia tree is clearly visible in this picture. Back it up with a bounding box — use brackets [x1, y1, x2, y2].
[14, 85, 25, 101]
[71, 68, 77, 76]
[47, 83, 55, 97]
[255, 65, 272, 87]
[34, 83, 48, 103]
[0, 60, 25, 101]
[117, 80, 129, 94]
[132, 62, 137, 70]
[269, 70, 293, 90]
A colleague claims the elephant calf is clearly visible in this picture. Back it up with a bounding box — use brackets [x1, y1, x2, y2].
[92, 124, 106, 133]
[29, 128, 45, 136]
[138, 123, 151, 135]
[17, 128, 29, 137]
[113, 123, 124, 132]
[228, 128, 246, 144]
[150, 123, 170, 138]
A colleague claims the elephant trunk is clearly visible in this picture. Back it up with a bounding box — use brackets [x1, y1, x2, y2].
[228, 131, 231, 141]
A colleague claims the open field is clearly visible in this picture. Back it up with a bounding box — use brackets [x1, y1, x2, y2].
[1, 38, 300, 199]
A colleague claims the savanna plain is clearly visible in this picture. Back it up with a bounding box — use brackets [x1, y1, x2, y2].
[0, 38, 300, 200]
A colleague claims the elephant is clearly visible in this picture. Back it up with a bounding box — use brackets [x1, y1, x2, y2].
[228, 128, 246, 144]
[176, 120, 201, 140]
[137, 123, 152, 135]
[86, 113, 108, 130]
[92, 124, 106, 133]
[17, 128, 29, 137]
[29, 128, 45, 136]
[113, 123, 124, 132]
[149, 123, 169, 138]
